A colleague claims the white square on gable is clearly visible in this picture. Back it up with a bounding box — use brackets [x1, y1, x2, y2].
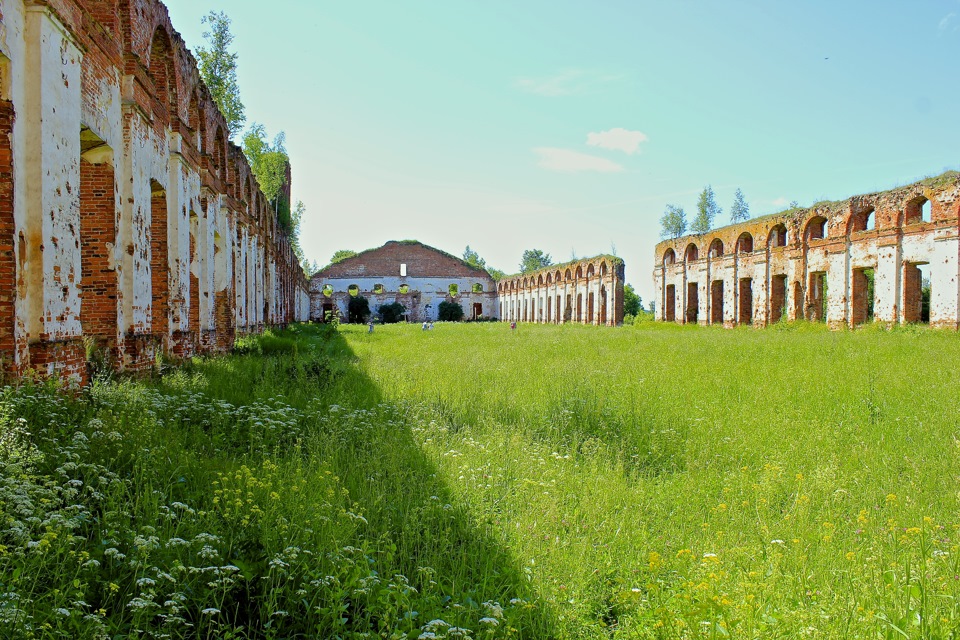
[400, 263, 407, 277]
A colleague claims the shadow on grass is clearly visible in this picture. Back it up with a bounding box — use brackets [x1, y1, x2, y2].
[164, 324, 560, 638]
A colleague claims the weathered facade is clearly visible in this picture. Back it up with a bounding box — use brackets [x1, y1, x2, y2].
[654, 172, 960, 328]
[0, 0, 309, 381]
[497, 256, 626, 326]
[309, 241, 498, 322]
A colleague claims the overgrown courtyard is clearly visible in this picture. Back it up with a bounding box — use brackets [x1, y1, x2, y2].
[3, 322, 960, 638]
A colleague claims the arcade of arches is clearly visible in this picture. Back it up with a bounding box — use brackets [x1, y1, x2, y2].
[654, 173, 960, 329]
[0, 0, 309, 382]
[498, 257, 626, 326]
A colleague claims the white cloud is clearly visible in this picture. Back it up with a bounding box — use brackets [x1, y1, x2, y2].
[515, 69, 624, 97]
[534, 147, 625, 173]
[939, 12, 956, 32]
[586, 128, 649, 155]
[771, 197, 788, 207]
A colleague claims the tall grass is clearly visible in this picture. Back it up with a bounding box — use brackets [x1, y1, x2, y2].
[3, 321, 960, 638]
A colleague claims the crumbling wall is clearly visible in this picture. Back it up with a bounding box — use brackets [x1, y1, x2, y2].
[0, 0, 308, 381]
[497, 256, 626, 326]
[653, 172, 960, 329]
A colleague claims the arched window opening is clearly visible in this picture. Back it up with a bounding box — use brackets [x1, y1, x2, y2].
[851, 207, 875, 233]
[905, 196, 931, 225]
[373, 284, 385, 294]
[708, 239, 724, 258]
[736, 233, 753, 254]
[565, 269, 572, 281]
[600, 262, 608, 277]
[768, 224, 788, 248]
[663, 248, 676, 266]
[472, 283, 483, 293]
[399, 284, 410, 294]
[575, 266, 583, 279]
[684, 243, 699, 262]
[347, 285, 360, 297]
[148, 28, 177, 121]
[586, 264, 596, 278]
[322, 284, 333, 298]
[449, 283, 459, 296]
[806, 216, 828, 241]
[546, 273, 553, 285]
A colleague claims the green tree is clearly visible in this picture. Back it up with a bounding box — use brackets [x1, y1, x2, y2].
[691, 185, 721, 235]
[347, 296, 370, 323]
[520, 249, 553, 274]
[463, 245, 486, 270]
[330, 250, 357, 264]
[729, 188, 750, 223]
[623, 283, 641, 316]
[303, 259, 323, 277]
[660, 204, 687, 239]
[487, 267, 506, 280]
[438, 301, 464, 322]
[378, 302, 406, 324]
[242, 124, 291, 230]
[197, 11, 245, 138]
[290, 200, 306, 266]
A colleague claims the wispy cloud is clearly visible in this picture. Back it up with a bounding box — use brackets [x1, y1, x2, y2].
[939, 12, 958, 34]
[771, 197, 789, 207]
[586, 128, 649, 155]
[534, 147, 625, 173]
[515, 68, 624, 97]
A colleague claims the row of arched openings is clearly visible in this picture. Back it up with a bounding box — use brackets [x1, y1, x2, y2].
[663, 198, 933, 267]
[497, 261, 611, 293]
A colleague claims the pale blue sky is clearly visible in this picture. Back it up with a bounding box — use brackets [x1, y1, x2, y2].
[165, 0, 960, 301]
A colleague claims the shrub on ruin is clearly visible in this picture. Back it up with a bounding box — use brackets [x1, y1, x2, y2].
[438, 301, 464, 322]
[348, 296, 370, 323]
[379, 302, 406, 324]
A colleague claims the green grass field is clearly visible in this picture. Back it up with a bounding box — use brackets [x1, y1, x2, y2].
[2, 321, 960, 638]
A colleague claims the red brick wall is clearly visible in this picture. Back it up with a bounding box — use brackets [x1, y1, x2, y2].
[79, 159, 118, 347]
[150, 189, 168, 342]
[0, 99, 15, 372]
[317, 241, 492, 280]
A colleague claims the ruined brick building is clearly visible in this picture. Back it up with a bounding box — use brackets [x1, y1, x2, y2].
[497, 256, 625, 326]
[309, 243, 627, 326]
[654, 172, 960, 328]
[309, 241, 498, 322]
[0, 0, 309, 380]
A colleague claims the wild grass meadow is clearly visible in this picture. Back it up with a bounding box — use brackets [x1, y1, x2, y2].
[2, 321, 960, 638]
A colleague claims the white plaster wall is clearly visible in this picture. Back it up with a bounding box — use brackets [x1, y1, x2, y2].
[22, 8, 83, 341]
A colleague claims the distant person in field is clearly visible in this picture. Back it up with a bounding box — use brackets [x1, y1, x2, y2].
[368, 321, 374, 333]
[510, 322, 516, 330]
[422, 322, 428, 331]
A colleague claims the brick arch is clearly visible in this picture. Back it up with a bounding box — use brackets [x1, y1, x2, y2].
[575, 265, 583, 279]
[708, 238, 724, 258]
[803, 215, 828, 241]
[767, 224, 788, 248]
[148, 26, 178, 124]
[586, 263, 595, 278]
[684, 242, 699, 262]
[600, 260, 608, 277]
[847, 204, 876, 235]
[736, 232, 753, 254]
[663, 248, 676, 265]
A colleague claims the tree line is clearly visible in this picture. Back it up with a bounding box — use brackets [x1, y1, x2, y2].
[197, 12, 307, 270]
[660, 186, 751, 239]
